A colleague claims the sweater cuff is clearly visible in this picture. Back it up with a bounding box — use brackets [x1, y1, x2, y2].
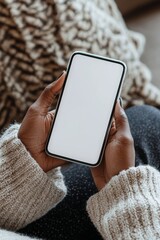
[0, 229, 40, 240]
[86, 165, 160, 238]
[0, 124, 67, 230]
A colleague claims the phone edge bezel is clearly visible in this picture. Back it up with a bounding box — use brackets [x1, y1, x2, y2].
[45, 51, 127, 167]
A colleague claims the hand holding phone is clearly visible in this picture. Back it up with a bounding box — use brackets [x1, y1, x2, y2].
[46, 51, 127, 166]
[91, 102, 135, 190]
[18, 72, 66, 172]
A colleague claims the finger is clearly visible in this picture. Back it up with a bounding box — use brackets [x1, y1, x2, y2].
[47, 109, 56, 123]
[36, 71, 66, 114]
[111, 117, 116, 130]
[119, 97, 123, 108]
[49, 109, 56, 116]
[114, 102, 131, 135]
[108, 117, 116, 140]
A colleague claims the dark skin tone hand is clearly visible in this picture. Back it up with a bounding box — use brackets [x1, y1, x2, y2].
[19, 73, 135, 187]
[18, 72, 66, 172]
[91, 102, 135, 190]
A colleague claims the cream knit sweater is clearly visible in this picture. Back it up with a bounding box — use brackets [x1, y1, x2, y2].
[1, 125, 160, 239]
[0, 124, 67, 239]
[87, 166, 160, 239]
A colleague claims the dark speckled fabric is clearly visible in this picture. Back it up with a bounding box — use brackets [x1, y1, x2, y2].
[18, 105, 160, 240]
[127, 105, 160, 169]
[19, 164, 101, 240]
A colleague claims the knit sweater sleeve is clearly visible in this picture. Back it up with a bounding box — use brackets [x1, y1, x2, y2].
[0, 124, 67, 231]
[87, 166, 160, 240]
[0, 229, 40, 240]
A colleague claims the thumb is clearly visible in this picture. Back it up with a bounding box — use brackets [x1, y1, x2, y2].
[114, 102, 131, 136]
[36, 71, 66, 114]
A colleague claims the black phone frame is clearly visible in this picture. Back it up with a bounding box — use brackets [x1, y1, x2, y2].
[45, 51, 126, 167]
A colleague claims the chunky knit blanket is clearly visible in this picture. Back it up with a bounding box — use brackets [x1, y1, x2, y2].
[1, 0, 160, 130]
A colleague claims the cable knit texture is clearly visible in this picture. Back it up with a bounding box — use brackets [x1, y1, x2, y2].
[0, 124, 67, 239]
[87, 165, 160, 240]
[1, 0, 160, 131]
[1, 124, 160, 239]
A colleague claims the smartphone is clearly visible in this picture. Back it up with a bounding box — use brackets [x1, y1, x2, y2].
[46, 51, 126, 167]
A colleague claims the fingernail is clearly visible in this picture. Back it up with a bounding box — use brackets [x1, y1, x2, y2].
[119, 97, 123, 108]
[56, 70, 65, 81]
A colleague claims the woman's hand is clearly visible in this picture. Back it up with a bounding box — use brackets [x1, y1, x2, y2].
[18, 72, 66, 172]
[91, 102, 135, 190]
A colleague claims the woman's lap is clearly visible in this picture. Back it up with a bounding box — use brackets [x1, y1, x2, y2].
[126, 105, 160, 170]
[18, 105, 160, 240]
[18, 164, 101, 240]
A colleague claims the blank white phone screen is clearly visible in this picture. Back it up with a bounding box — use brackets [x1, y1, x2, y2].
[47, 53, 125, 165]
